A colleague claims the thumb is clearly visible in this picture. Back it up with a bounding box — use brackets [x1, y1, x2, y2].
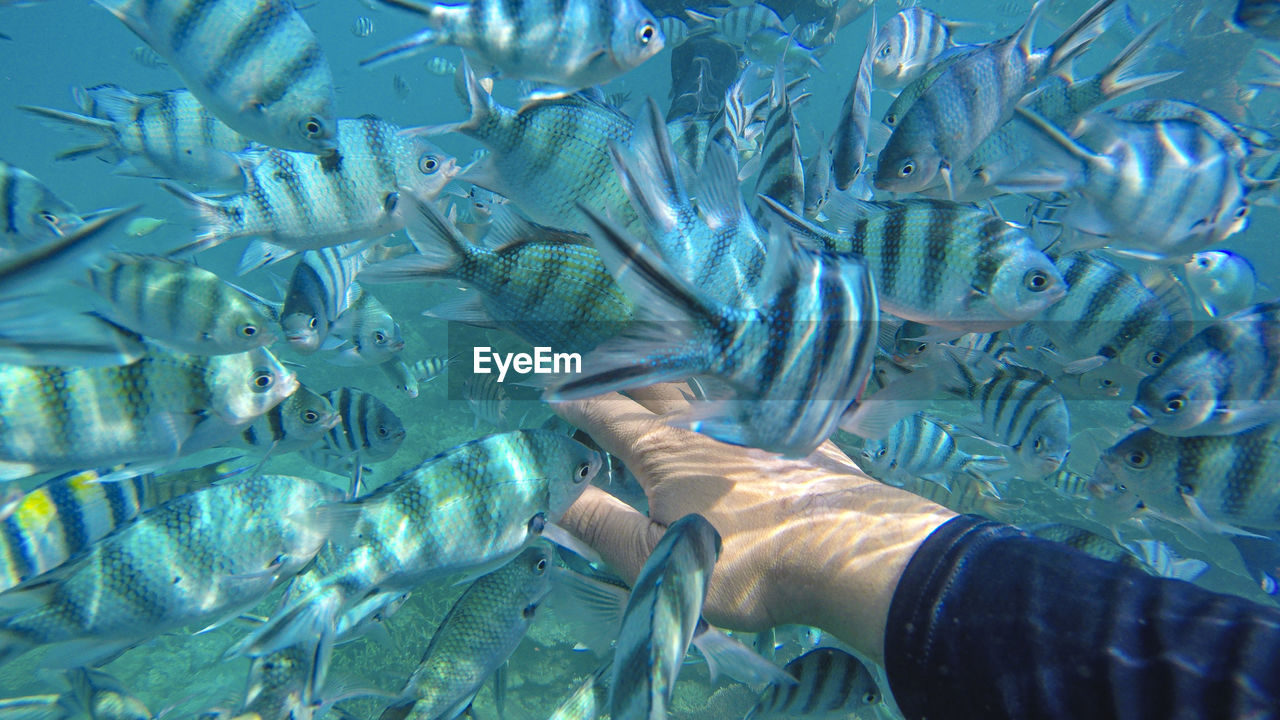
[559, 485, 666, 585]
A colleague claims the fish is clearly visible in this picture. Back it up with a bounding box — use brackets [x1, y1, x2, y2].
[358, 199, 633, 355]
[764, 197, 1065, 332]
[609, 514, 719, 720]
[872, 6, 963, 88]
[0, 460, 242, 595]
[378, 543, 554, 720]
[425, 56, 457, 75]
[380, 359, 419, 398]
[546, 663, 609, 720]
[1025, 524, 1208, 581]
[279, 247, 365, 354]
[1130, 301, 1280, 437]
[235, 641, 341, 720]
[21, 85, 253, 192]
[322, 285, 405, 366]
[363, 0, 663, 103]
[941, 358, 1071, 479]
[1089, 423, 1280, 534]
[830, 9, 875, 192]
[233, 430, 600, 658]
[86, 254, 279, 356]
[1183, 250, 1256, 318]
[0, 473, 335, 668]
[1031, 251, 1192, 376]
[410, 62, 636, 235]
[352, 16, 375, 37]
[0, 160, 83, 253]
[130, 45, 167, 69]
[874, 0, 1117, 194]
[744, 647, 881, 720]
[300, 387, 406, 481]
[852, 413, 1008, 491]
[752, 60, 805, 216]
[1235, 0, 1280, 39]
[164, 117, 457, 264]
[0, 344, 296, 481]
[123, 217, 166, 238]
[1007, 109, 1249, 260]
[464, 372, 513, 431]
[228, 384, 341, 456]
[548, 203, 878, 459]
[92, 0, 337, 153]
[409, 355, 455, 384]
[59, 667, 154, 720]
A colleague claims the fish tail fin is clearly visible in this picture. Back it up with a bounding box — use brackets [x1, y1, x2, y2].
[161, 182, 238, 256]
[19, 104, 115, 135]
[399, 59, 494, 137]
[545, 204, 721, 401]
[1046, 0, 1119, 71]
[1098, 19, 1180, 98]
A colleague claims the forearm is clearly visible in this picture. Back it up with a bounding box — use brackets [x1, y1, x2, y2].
[885, 515, 1280, 720]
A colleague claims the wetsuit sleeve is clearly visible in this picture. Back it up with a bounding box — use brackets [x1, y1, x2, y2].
[884, 515, 1280, 720]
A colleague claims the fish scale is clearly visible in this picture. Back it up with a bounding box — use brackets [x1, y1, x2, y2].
[0, 473, 336, 668]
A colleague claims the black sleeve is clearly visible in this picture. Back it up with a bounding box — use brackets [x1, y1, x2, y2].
[884, 515, 1280, 720]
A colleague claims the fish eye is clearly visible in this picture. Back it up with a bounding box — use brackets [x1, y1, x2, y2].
[300, 116, 325, 138]
[638, 22, 656, 44]
[575, 462, 592, 482]
[303, 410, 320, 423]
[252, 371, 274, 390]
[1023, 269, 1050, 292]
[240, 324, 258, 337]
[878, 43, 892, 58]
[1115, 483, 1127, 493]
[1162, 393, 1186, 414]
[898, 161, 914, 177]
[383, 192, 399, 213]
[1236, 205, 1249, 219]
[1124, 450, 1150, 468]
[1099, 378, 1115, 388]
[863, 692, 879, 704]
[523, 604, 537, 618]
[875, 448, 886, 459]
[38, 210, 58, 225]
[374, 331, 387, 344]
[1145, 350, 1165, 367]
[419, 154, 440, 174]
[885, 112, 897, 126]
[1033, 437, 1045, 453]
[534, 557, 548, 572]
[308, 317, 318, 329]
[377, 425, 390, 438]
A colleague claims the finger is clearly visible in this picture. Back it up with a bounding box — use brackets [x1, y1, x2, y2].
[551, 392, 680, 490]
[625, 382, 693, 416]
[559, 485, 666, 584]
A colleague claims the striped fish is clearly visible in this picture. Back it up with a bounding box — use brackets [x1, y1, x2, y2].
[830, 9, 875, 192]
[380, 543, 553, 720]
[363, 0, 662, 103]
[898, 470, 1022, 520]
[873, 6, 962, 88]
[1044, 468, 1091, 498]
[380, 359, 419, 399]
[1183, 250, 1256, 318]
[359, 199, 632, 355]
[92, 0, 337, 154]
[753, 60, 805, 216]
[0, 160, 83, 253]
[86, 254, 279, 356]
[0, 460, 241, 595]
[238, 430, 599, 659]
[280, 247, 365, 354]
[745, 647, 881, 720]
[1090, 423, 1280, 533]
[1028, 523, 1147, 570]
[875, 0, 1117, 194]
[609, 515, 719, 720]
[415, 62, 636, 235]
[549, 204, 878, 459]
[165, 117, 458, 264]
[322, 286, 404, 367]
[0, 345, 297, 481]
[853, 413, 1008, 491]
[410, 355, 456, 384]
[1012, 109, 1249, 259]
[228, 384, 341, 456]
[20, 85, 253, 192]
[765, 198, 1065, 332]
[943, 360, 1071, 479]
[1131, 301, 1280, 437]
[0, 474, 335, 668]
[464, 372, 512, 431]
[300, 387, 406, 479]
[1033, 251, 1192, 376]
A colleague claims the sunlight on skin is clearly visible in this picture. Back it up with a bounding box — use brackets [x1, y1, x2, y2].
[553, 384, 955, 664]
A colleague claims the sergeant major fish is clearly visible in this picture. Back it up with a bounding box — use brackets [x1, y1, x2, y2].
[227, 384, 341, 457]
[744, 647, 881, 720]
[321, 285, 405, 367]
[363, 0, 663, 103]
[300, 387, 406, 485]
[279, 247, 365, 354]
[92, 0, 337, 153]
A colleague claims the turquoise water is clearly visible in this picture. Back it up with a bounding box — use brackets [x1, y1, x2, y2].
[0, 0, 1277, 715]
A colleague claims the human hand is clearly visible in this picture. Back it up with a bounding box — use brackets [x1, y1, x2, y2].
[552, 384, 956, 662]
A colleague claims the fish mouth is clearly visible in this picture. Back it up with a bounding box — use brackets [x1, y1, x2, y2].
[1128, 405, 1152, 423]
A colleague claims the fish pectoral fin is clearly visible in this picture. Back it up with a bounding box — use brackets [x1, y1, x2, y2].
[692, 625, 796, 686]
